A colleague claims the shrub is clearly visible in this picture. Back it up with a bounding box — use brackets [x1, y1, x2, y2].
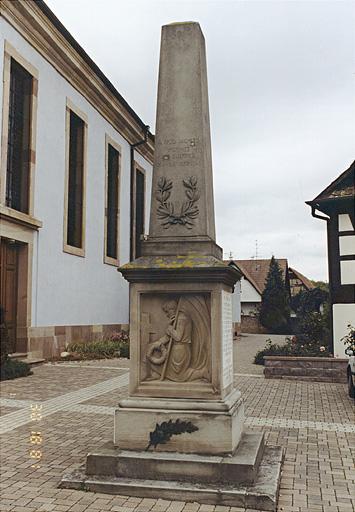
[290, 287, 329, 318]
[342, 324, 355, 353]
[68, 330, 130, 360]
[254, 334, 331, 365]
[0, 359, 32, 381]
[254, 339, 291, 365]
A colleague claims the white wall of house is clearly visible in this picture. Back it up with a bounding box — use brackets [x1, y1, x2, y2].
[333, 304, 355, 358]
[232, 280, 241, 324]
[0, 19, 152, 327]
[240, 277, 261, 315]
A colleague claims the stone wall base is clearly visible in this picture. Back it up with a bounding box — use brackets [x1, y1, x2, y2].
[241, 316, 268, 334]
[15, 324, 129, 360]
[264, 356, 348, 383]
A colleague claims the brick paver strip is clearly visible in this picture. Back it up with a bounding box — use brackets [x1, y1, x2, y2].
[234, 373, 264, 378]
[0, 398, 37, 408]
[245, 416, 355, 433]
[0, 373, 128, 434]
[54, 364, 130, 371]
[2, 395, 353, 435]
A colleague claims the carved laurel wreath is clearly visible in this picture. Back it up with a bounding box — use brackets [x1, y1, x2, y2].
[156, 176, 200, 229]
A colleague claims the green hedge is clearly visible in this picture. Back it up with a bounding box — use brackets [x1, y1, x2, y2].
[0, 359, 33, 380]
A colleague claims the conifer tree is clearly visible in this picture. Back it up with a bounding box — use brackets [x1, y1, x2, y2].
[259, 256, 290, 333]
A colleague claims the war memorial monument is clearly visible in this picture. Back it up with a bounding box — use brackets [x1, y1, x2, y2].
[62, 22, 282, 509]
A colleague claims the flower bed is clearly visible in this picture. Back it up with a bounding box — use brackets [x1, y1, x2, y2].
[264, 356, 348, 383]
[61, 331, 130, 361]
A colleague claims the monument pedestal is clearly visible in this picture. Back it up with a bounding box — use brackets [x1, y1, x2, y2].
[114, 390, 244, 454]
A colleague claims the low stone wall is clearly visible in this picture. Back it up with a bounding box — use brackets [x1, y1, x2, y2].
[241, 315, 268, 334]
[17, 324, 128, 360]
[264, 356, 348, 383]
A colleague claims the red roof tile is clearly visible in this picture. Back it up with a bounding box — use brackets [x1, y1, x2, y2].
[228, 259, 288, 295]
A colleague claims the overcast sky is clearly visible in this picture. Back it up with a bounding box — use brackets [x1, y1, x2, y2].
[46, 0, 355, 281]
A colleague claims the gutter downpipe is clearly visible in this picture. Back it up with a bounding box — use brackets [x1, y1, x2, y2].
[310, 204, 334, 354]
[129, 125, 150, 261]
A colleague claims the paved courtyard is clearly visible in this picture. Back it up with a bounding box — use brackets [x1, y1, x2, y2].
[0, 334, 354, 512]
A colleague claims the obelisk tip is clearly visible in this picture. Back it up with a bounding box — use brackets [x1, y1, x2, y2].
[166, 21, 199, 26]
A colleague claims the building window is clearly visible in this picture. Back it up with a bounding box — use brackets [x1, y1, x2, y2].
[64, 104, 87, 256]
[6, 59, 33, 213]
[134, 167, 145, 259]
[104, 139, 120, 264]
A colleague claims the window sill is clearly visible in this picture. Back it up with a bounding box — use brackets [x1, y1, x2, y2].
[104, 255, 120, 267]
[63, 243, 85, 257]
[0, 205, 43, 230]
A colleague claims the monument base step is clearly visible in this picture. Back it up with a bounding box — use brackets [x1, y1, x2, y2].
[86, 432, 264, 485]
[60, 445, 283, 511]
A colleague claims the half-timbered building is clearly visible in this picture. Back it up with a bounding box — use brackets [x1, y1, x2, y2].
[307, 161, 355, 357]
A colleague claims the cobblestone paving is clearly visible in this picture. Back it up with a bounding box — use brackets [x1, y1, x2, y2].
[1, 365, 128, 401]
[82, 388, 128, 407]
[233, 334, 288, 376]
[0, 337, 354, 512]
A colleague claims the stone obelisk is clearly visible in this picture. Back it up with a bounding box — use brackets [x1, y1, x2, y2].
[62, 22, 282, 510]
[143, 22, 219, 258]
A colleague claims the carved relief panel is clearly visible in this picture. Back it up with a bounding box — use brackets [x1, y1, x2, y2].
[140, 293, 211, 384]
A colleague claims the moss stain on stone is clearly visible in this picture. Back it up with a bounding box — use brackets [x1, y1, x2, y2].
[119, 253, 228, 272]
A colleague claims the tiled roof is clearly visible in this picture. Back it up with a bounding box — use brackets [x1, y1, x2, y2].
[288, 267, 314, 290]
[229, 259, 288, 295]
[34, 0, 154, 144]
[307, 160, 355, 205]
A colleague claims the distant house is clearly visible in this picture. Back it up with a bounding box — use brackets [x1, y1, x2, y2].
[229, 258, 315, 333]
[288, 267, 315, 297]
[232, 259, 289, 333]
[306, 161, 355, 357]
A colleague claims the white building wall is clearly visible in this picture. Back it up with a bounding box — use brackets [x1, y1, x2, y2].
[338, 214, 354, 232]
[333, 304, 355, 358]
[240, 277, 261, 315]
[232, 280, 241, 324]
[0, 19, 152, 327]
[240, 277, 261, 303]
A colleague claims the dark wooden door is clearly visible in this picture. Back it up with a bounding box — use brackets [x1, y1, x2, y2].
[0, 239, 19, 353]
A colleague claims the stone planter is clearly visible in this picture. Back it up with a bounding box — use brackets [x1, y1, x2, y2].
[264, 356, 348, 383]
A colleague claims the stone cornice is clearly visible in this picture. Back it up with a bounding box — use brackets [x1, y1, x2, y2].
[119, 265, 242, 287]
[1, 0, 154, 164]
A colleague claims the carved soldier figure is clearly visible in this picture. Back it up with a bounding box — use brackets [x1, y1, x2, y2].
[146, 295, 210, 382]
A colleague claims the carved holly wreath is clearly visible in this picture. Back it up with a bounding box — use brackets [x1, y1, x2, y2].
[156, 175, 200, 229]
